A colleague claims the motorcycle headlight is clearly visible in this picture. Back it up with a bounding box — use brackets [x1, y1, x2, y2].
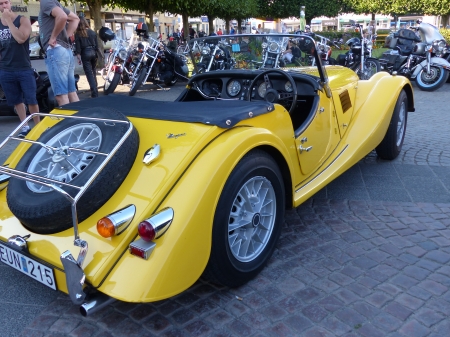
[261, 42, 268, 49]
[269, 42, 279, 52]
[202, 46, 210, 55]
[366, 40, 373, 49]
[318, 44, 325, 51]
[118, 49, 128, 60]
[432, 40, 446, 54]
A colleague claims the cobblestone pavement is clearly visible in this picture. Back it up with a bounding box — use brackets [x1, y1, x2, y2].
[2, 77, 450, 337]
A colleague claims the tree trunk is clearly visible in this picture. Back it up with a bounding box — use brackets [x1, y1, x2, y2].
[225, 17, 230, 34]
[182, 13, 189, 41]
[146, 2, 154, 32]
[207, 15, 215, 34]
[86, 0, 104, 68]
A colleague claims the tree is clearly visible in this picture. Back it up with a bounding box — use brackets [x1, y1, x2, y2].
[255, 0, 348, 24]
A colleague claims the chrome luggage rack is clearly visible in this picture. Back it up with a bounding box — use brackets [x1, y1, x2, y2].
[0, 112, 133, 304]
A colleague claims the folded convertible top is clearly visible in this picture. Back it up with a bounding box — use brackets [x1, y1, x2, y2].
[63, 95, 274, 128]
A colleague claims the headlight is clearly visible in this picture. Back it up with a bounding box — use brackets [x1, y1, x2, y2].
[269, 42, 279, 52]
[118, 49, 128, 60]
[202, 46, 210, 55]
[432, 40, 446, 54]
[318, 44, 325, 51]
[261, 42, 268, 49]
[366, 41, 373, 49]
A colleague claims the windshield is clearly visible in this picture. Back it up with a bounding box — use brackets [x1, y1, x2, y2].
[183, 33, 327, 82]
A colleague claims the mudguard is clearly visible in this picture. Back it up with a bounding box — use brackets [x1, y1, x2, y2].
[411, 57, 450, 78]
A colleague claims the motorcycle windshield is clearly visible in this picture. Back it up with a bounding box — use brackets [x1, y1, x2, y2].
[418, 23, 445, 44]
[184, 33, 327, 83]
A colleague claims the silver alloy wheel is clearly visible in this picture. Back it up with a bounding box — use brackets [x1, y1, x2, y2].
[228, 176, 276, 262]
[26, 123, 102, 193]
[396, 100, 406, 146]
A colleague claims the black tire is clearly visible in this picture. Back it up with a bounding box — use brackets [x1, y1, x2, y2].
[357, 58, 380, 80]
[104, 71, 121, 95]
[203, 150, 285, 287]
[6, 107, 139, 234]
[129, 68, 147, 96]
[164, 75, 178, 87]
[415, 65, 449, 91]
[376, 90, 408, 160]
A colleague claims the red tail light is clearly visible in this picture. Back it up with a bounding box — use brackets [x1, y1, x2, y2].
[138, 221, 156, 242]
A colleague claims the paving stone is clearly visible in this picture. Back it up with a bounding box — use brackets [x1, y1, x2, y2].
[384, 302, 413, 321]
[398, 320, 429, 337]
[413, 308, 445, 328]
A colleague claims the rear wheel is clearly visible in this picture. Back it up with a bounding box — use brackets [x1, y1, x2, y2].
[203, 150, 285, 287]
[104, 71, 121, 95]
[376, 90, 408, 160]
[415, 65, 448, 91]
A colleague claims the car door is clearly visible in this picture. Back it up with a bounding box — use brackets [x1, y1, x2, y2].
[294, 91, 340, 176]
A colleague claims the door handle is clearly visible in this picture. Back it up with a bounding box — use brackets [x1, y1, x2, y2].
[299, 145, 313, 153]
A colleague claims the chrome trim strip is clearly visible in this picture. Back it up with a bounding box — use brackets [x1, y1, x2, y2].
[295, 144, 349, 194]
[105, 204, 136, 235]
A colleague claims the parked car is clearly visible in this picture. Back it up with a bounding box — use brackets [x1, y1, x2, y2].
[0, 33, 414, 316]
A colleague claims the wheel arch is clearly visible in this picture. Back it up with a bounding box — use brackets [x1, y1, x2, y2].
[402, 82, 415, 112]
[255, 144, 293, 210]
[96, 127, 297, 302]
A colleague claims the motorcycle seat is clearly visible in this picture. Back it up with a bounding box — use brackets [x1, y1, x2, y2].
[395, 44, 414, 56]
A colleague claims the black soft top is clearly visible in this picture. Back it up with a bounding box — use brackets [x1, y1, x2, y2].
[62, 95, 274, 128]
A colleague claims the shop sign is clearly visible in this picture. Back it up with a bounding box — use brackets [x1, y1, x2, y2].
[12, 5, 27, 12]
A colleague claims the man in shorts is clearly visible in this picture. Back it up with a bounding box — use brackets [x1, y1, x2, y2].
[38, 0, 79, 106]
[0, 0, 40, 137]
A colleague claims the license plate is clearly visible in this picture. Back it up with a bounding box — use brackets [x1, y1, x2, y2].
[0, 241, 56, 290]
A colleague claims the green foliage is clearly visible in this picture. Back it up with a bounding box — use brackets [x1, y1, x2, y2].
[440, 29, 450, 44]
[256, 0, 347, 23]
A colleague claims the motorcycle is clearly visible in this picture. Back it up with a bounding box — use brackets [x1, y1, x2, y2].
[195, 38, 236, 73]
[129, 36, 189, 96]
[379, 21, 450, 91]
[100, 28, 136, 95]
[336, 22, 380, 80]
[0, 69, 79, 116]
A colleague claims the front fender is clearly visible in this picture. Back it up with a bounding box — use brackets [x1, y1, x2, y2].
[96, 125, 296, 302]
[411, 57, 450, 78]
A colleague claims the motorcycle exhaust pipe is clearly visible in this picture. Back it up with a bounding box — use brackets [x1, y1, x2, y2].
[80, 292, 116, 317]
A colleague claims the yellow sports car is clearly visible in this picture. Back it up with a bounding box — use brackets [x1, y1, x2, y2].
[0, 34, 414, 316]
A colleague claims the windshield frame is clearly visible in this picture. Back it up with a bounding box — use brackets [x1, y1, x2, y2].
[185, 33, 328, 83]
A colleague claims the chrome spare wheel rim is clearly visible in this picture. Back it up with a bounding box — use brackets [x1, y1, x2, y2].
[396, 101, 406, 146]
[26, 123, 102, 193]
[228, 176, 276, 262]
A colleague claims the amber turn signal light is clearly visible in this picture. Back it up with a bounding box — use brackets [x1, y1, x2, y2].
[97, 218, 115, 238]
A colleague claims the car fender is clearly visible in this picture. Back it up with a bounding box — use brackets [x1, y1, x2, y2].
[96, 123, 298, 302]
[411, 57, 450, 78]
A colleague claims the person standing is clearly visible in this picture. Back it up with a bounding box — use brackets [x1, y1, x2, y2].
[0, 0, 40, 137]
[188, 25, 196, 39]
[75, 16, 98, 98]
[217, 28, 223, 35]
[38, 0, 79, 106]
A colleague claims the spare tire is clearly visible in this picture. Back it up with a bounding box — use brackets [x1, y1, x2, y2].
[7, 107, 139, 234]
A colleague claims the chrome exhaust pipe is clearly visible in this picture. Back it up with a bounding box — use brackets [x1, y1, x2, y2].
[80, 292, 116, 317]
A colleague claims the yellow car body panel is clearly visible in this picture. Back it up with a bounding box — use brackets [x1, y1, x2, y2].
[0, 58, 414, 304]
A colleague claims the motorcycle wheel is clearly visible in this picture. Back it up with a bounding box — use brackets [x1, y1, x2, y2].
[357, 58, 380, 80]
[104, 71, 121, 95]
[129, 68, 147, 96]
[415, 65, 449, 91]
